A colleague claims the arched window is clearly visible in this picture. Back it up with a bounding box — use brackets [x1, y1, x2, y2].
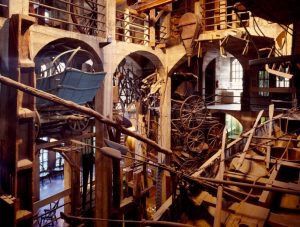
[231, 59, 243, 87]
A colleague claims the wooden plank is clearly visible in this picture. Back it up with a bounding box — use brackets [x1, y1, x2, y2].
[249, 54, 300, 66]
[33, 188, 71, 213]
[191, 130, 252, 177]
[17, 159, 33, 171]
[251, 87, 295, 93]
[259, 165, 280, 205]
[266, 104, 274, 169]
[133, 0, 174, 12]
[235, 110, 264, 170]
[152, 196, 172, 221]
[36, 132, 95, 150]
[214, 128, 227, 227]
[265, 63, 293, 79]
[268, 212, 300, 227]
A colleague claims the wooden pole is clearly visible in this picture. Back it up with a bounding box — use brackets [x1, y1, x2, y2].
[266, 104, 274, 169]
[213, 128, 227, 227]
[0, 75, 172, 156]
[236, 110, 264, 170]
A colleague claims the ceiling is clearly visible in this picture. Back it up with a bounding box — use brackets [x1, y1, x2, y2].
[234, 0, 300, 24]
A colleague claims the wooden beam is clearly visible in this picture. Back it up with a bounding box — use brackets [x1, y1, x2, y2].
[265, 64, 293, 79]
[36, 132, 95, 150]
[152, 196, 172, 221]
[0, 75, 172, 155]
[266, 104, 274, 169]
[133, 0, 174, 12]
[249, 54, 300, 66]
[213, 128, 227, 227]
[235, 110, 264, 170]
[33, 188, 71, 213]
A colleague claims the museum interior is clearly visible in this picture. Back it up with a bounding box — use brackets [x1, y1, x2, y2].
[0, 0, 300, 226]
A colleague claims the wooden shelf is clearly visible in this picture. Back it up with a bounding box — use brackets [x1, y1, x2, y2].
[16, 209, 32, 222]
[17, 159, 33, 171]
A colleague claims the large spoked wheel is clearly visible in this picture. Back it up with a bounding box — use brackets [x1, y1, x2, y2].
[180, 95, 207, 130]
[186, 129, 205, 153]
[207, 123, 225, 150]
[71, 0, 98, 35]
[68, 114, 90, 132]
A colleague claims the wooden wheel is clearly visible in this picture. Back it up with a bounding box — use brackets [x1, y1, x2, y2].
[207, 123, 225, 150]
[186, 129, 205, 153]
[68, 114, 90, 132]
[71, 0, 98, 35]
[180, 95, 207, 130]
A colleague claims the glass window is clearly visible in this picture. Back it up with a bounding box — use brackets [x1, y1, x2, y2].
[55, 152, 64, 168]
[231, 59, 243, 88]
[40, 149, 48, 171]
[258, 70, 269, 96]
[276, 77, 290, 88]
[225, 114, 243, 139]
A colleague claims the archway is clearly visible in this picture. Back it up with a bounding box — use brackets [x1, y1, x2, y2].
[203, 51, 244, 107]
[33, 39, 102, 214]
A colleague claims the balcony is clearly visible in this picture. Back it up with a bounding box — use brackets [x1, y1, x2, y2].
[115, 9, 167, 47]
[200, 0, 250, 31]
[28, 0, 106, 37]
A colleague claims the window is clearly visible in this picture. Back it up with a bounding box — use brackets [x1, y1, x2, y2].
[231, 59, 243, 88]
[40, 149, 48, 171]
[55, 152, 64, 168]
[258, 70, 269, 96]
[276, 77, 290, 88]
[225, 114, 243, 139]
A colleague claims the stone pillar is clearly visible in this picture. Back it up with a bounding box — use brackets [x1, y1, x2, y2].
[104, 0, 116, 40]
[9, 0, 29, 16]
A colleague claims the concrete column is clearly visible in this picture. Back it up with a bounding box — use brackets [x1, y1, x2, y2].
[9, 0, 29, 16]
[104, 0, 116, 40]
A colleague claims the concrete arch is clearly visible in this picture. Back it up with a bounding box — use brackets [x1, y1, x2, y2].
[33, 37, 103, 71]
[29, 25, 104, 61]
[165, 44, 186, 75]
[105, 42, 166, 76]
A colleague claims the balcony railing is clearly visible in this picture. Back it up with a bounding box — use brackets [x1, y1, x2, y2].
[0, 1, 8, 18]
[29, 0, 106, 37]
[200, 0, 250, 31]
[116, 9, 149, 45]
[116, 9, 167, 46]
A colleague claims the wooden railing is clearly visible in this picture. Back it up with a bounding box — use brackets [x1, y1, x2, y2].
[116, 9, 167, 46]
[28, 0, 106, 37]
[200, 0, 250, 31]
[116, 9, 150, 45]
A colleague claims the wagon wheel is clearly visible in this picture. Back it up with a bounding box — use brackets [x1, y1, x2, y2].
[186, 129, 205, 153]
[68, 114, 90, 132]
[180, 95, 207, 130]
[207, 123, 225, 150]
[70, 0, 98, 35]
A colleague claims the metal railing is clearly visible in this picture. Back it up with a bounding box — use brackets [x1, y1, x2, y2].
[200, 0, 250, 31]
[116, 9, 149, 45]
[29, 0, 106, 37]
[0, 1, 8, 17]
